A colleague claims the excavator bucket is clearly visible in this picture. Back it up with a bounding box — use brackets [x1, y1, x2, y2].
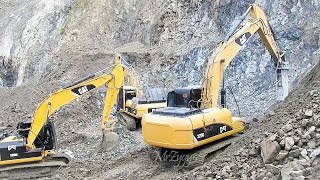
[99, 129, 120, 152]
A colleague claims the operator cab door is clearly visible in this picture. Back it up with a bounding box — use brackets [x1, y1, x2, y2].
[117, 86, 136, 110]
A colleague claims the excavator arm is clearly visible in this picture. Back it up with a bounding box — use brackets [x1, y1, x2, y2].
[202, 4, 288, 108]
[26, 62, 126, 150]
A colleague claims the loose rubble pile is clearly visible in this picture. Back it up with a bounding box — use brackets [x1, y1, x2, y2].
[258, 89, 320, 180]
[174, 62, 320, 180]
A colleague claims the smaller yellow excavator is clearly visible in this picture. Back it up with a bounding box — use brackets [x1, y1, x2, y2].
[0, 54, 127, 170]
[115, 55, 167, 131]
[142, 4, 289, 165]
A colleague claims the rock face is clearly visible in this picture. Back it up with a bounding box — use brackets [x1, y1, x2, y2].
[1, 0, 320, 118]
[259, 89, 320, 179]
[0, 0, 71, 87]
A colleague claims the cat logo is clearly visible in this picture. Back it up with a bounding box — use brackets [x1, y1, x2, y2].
[78, 86, 88, 95]
[220, 125, 227, 133]
[239, 34, 247, 45]
[8, 145, 16, 151]
[71, 85, 96, 96]
[235, 32, 251, 46]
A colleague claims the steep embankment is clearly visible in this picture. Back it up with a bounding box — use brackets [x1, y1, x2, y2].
[0, 0, 71, 86]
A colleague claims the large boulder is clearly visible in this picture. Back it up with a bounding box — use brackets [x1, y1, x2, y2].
[260, 139, 281, 164]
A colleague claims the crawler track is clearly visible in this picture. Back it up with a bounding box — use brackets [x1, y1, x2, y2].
[0, 154, 70, 179]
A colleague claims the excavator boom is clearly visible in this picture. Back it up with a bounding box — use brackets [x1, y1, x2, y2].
[202, 4, 288, 108]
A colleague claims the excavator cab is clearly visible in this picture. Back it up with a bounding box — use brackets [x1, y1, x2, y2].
[116, 86, 167, 131]
[0, 120, 56, 166]
[17, 120, 56, 150]
[117, 86, 137, 111]
[167, 86, 202, 108]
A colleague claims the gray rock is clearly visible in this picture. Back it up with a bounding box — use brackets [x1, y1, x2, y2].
[310, 90, 318, 96]
[289, 149, 300, 158]
[304, 109, 313, 118]
[266, 171, 274, 178]
[292, 145, 299, 150]
[260, 139, 281, 164]
[265, 164, 280, 174]
[309, 148, 320, 164]
[264, 132, 271, 137]
[278, 129, 285, 137]
[316, 133, 320, 139]
[300, 149, 309, 160]
[281, 161, 304, 180]
[285, 137, 295, 151]
[303, 167, 312, 176]
[241, 173, 248, 180]
[304, 126, 316, 136]
[234, 148, 243, 156]
[297, 140, 303, 147]
[269, 134, 277, 141]
[283, 124, 293, 132]
[205, 171, 214, 177]
[279, 139, 285, 147]
[293, 136, 300, 143]
[287, 131, 294, 136]
[196, 175, 206, 180]
[254, 139, 261, 144]
[307, 140, 316, 149]
[290, 170, 303, 177]
[292, 176, 306, 180]
[221, 170, 229, 178]
[281, 164, 293, 180]
[296, 129, 303, 136]
[301, 119, 309, 127]
[249, 147, 258, 156]
[302, 134, 311, 140]
[269, 111, 275, 116]
[276, 150, 288, 161]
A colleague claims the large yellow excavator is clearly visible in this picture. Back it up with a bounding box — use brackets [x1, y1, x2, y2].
[142, 4, 289, 162]
[0, 55, 127, 169]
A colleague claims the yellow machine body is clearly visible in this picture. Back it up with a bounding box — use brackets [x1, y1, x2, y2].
[117, 85, 167, 130]
[123, 99, 167, 119]
[142, 108, 244, 149]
